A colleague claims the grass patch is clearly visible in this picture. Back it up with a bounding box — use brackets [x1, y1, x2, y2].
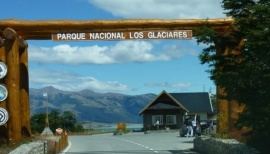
[0, 136, 34, 154]
[210, 128, 250, 144]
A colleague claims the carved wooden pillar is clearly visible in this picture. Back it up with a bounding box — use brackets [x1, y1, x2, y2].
[216, 87, 229, 133]
[215, 26, 245, 133]
[213, 36, 229, 133]
[0, 28, 31, 144]
[19, 37, 31, 137]
[224, 39, 245, 131]
[4, 28, 22, 144]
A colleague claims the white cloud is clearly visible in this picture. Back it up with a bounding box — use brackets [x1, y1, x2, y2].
[29, 69, 133, 92]
[162, 43, 197, 57]
[145, 82, 192, 88]
[88, 0, 226, 19]
[28, 41, 195, 65]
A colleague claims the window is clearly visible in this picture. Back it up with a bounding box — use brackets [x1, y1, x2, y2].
[166, 115, 176, 125]
[152, 115, 163, 125]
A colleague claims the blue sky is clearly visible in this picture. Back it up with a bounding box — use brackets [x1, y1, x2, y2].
[2, 0, 227, 95]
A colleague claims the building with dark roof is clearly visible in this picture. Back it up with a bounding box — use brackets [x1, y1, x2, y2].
[139, 90, 215, 131]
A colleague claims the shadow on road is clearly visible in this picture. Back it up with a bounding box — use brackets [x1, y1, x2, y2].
[63, 149, 200, 154]
[168, 149, 200, 154]
[181, 140, 194, 143]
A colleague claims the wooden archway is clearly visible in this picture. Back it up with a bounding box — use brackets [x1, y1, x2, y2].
[0, 18, 238, 144]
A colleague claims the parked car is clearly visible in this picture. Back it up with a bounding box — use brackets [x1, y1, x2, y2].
[179, 115, 201, 137]
[180, 116, 218, 137]
[200, 120, 210, 134]
[209, 119, 217, 133]
[179, 123, 201, 137]
[199, 119, 217, 134]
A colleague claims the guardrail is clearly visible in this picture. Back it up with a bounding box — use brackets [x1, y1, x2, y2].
[54, 132, 68, 154]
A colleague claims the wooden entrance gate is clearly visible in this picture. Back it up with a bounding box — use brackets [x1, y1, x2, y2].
[0, 18, 237, 144]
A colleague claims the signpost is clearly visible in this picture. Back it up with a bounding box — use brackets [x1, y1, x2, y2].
[42, 92, 49, 127]
[52, 30, 192, 41]
[41, 92, 53, 136]
[0, 107, 8, 126]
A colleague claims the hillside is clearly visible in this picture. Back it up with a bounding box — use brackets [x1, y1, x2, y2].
[29, 86, 156, 123]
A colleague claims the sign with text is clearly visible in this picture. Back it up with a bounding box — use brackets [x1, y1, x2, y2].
[52, 30, 192, 41]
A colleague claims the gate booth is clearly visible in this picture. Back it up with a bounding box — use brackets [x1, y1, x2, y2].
[0, 18, 241, 144]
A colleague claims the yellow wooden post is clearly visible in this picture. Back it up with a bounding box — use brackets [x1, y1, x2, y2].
[62, 132, 65, 149]
[54, 141, 59, 154]
[66, 134, 68, 147]
[59, 138, 62, 151]
[62, 134, 65, 148]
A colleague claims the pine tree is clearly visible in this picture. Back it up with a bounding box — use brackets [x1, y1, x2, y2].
[195, 1, 270, 153]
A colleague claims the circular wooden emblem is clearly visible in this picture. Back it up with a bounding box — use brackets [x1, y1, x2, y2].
[0, 62, 7, 79]
[0, 107, 8, 126]
[0, 85, 8, 102]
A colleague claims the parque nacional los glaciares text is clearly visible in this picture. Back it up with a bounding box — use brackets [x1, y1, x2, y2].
[52, 30, 192, 41]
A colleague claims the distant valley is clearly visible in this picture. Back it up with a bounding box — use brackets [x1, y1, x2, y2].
[29, 86, 156, 123]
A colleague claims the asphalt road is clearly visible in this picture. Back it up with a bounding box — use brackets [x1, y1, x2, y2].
[62, 131, 200, 154]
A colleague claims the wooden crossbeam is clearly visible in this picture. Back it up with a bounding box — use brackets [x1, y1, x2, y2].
[0, 18, 234, 40]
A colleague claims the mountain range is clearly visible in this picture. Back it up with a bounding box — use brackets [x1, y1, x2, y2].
[29, 86, 156, 123]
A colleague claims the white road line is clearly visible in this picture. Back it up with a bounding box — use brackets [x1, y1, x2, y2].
[113, 137, 159, 153]
[63, 136, 163, 153]
[59, 141, 72, 154]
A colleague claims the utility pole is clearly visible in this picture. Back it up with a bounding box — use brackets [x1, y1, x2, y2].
[44, 92, 49, 127]
[41, 92, 53, 136]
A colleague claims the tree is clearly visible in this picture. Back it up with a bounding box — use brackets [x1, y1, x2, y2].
[30, 110, 85, 134]
[61, 111, 77, 132]
[30, 113, 46, 134]
[195, 0, 270, 153]
[49, 109, 62, 133]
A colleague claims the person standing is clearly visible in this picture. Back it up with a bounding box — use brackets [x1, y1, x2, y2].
[192, 115, 197, 136]
[186, 118, 193, 137]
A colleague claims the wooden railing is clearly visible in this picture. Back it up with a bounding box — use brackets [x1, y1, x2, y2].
[54, 132, 68, 154]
